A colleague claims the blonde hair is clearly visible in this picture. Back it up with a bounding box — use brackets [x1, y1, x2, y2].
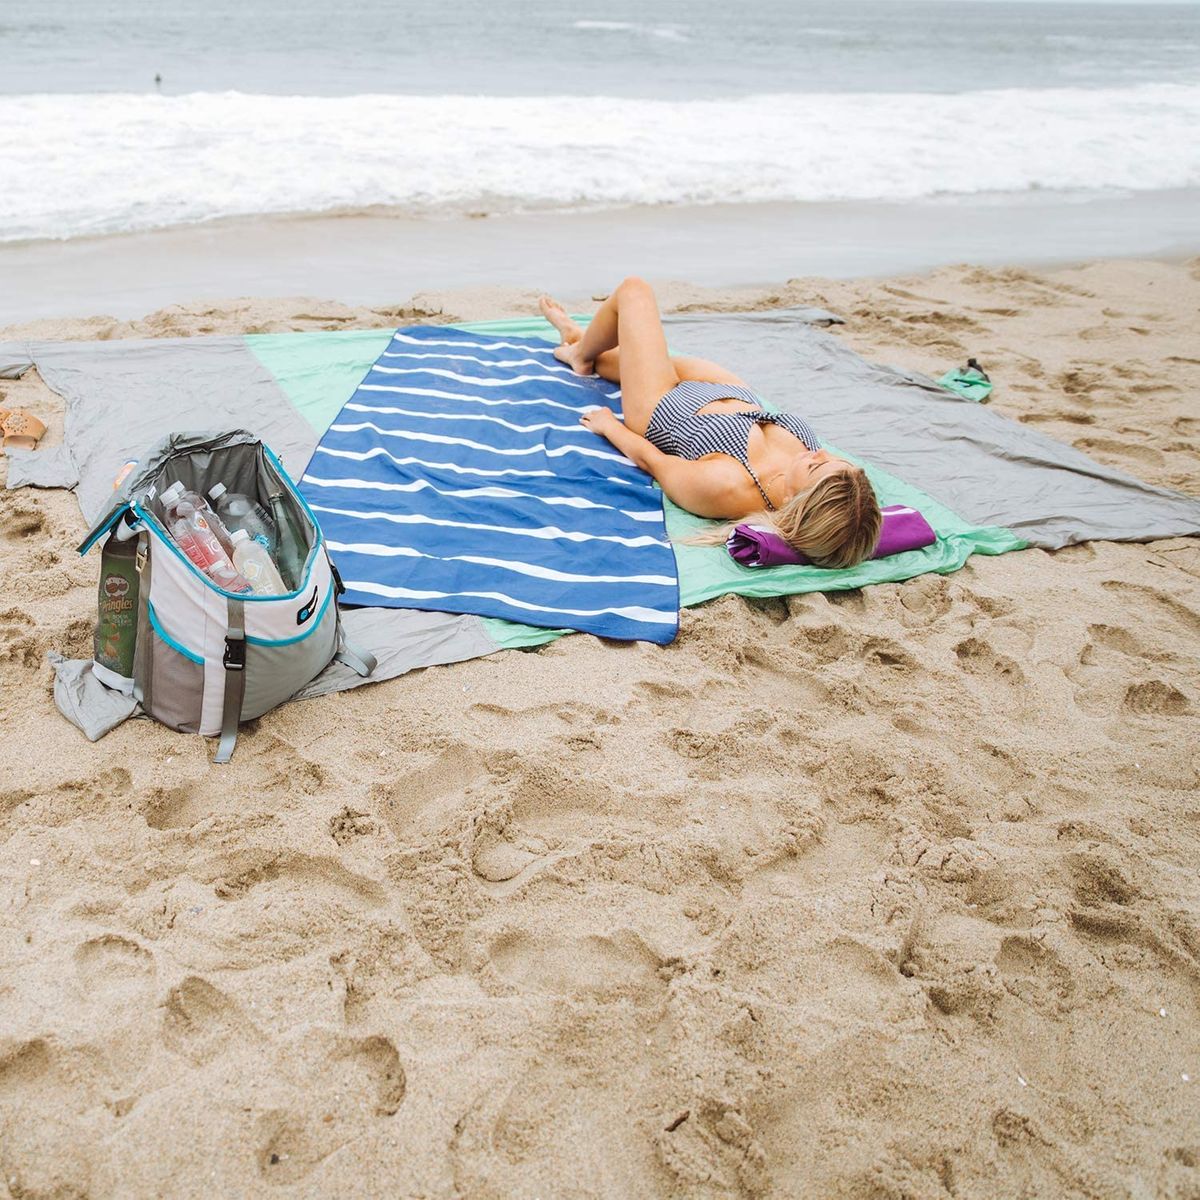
[690, 466, 882, 569]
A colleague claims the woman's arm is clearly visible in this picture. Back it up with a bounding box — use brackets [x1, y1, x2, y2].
[581, 408, 742, 520]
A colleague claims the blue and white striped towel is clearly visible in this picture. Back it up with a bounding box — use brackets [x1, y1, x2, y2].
[300, 326, 680, 643]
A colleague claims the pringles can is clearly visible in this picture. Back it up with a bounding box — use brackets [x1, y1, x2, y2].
[92, 528, 140, 691]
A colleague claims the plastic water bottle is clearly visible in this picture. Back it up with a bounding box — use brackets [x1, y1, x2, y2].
[160, 480, 237, 556]
[160, 481, 251, 593]
[209, 482, 277, 554]
[269, 490, 307, 592]
[112, 459, 138, 492]
[231, 529, 286, 595]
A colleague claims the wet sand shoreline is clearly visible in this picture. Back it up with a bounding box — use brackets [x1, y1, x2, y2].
[3, 188, 1198, 326]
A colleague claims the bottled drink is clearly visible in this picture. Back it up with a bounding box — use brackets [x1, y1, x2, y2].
[230, 529, 286, 596]
[93, 528, 140, 691]
[269, 490, 307, 591]
[209, 482, 277, 553]
[113, 459, 138, 492]
[160, 481, 252, 593]
[160, 480, 236, 556]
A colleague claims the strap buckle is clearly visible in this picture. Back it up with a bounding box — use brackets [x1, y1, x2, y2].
[330, 561, 346, 597]
[223, 635, 246, 672]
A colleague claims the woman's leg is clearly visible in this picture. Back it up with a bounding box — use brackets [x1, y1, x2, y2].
[538, 296, 620, 382]
[539, 279, 678, 435]
[538, 297, 747, 391]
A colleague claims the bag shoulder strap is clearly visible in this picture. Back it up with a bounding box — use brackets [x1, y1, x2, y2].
[214, 596, 246, 764]
[328, 562, 375, 678]
[334, 623, 377, 678]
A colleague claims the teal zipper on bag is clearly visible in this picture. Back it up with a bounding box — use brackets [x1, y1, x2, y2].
[77, 503, 131, 555]
[245, 585, 334, 647]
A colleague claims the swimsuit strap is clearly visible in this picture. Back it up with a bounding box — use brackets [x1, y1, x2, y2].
[729, 410, 777, 511]
[743, 461, 776, 512]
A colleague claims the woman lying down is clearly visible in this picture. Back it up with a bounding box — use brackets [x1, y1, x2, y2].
[539, 277, 882, 569]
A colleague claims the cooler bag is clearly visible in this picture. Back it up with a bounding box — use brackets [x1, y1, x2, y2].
[80, 430, 374, 761]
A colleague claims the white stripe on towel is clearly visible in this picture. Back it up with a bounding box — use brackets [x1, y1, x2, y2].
[343, 578, 678, 624]
[307, 503, 668, 548]
[326, 541, 676, 586]
[302, 474, 661, 520]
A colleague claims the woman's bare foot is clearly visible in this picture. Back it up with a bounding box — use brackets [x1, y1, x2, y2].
[538, 294, 582, 344]
[553, 340, 595, 375]
[538, 295, 594, 374]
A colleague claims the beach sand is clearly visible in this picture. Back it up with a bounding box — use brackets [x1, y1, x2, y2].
[1, 258, 1198, 1198]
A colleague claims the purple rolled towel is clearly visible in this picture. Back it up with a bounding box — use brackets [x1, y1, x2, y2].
[726, 504, 937, 568]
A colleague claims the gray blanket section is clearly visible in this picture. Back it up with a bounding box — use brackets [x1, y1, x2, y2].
[48, 653, 139, 741]
[10, 335, 498, 707]
[663, 310, 1200, 548]
[19, 337, 316, 522]
[0, 344, 33, 379]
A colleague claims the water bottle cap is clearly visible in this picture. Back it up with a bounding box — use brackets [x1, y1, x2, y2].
[230, 528, 249, 543]
[209, 482, 227, 500]
[160, 481, 184, 504]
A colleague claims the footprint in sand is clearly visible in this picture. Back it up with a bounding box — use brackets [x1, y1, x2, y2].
[74, 934, 156, 999]
[1056, 366, 1106, 398]
[210, 849, 386, 906]
[257, 1033, 406, 1185]
[1101, 581, 1200, 638]
[0, 497, 49, 542]
[1066, 846, 1141, 909]
[1123, 679, 1191, 717]
[329, 807, 380, 845]
[144, 780, 209, 830]
[954, 638, 1025, 687]
[1052, 543, 1096, 563]
[995, 935, 1076, 1015]
[1087, 622, 1153, 659]
[859, 636, 916, 671]
[161, 975, 262, 1066]
[1072, 436, 1165, 469]
[0, 1038, 95, 1197]
[488, 929, 667, 1001]
[0, 608, 42, 668]
[55, 767, 133, 815]
[371, 742, 484, 838]
[470, 829, 550, 886]
[897, 574, 951, 625]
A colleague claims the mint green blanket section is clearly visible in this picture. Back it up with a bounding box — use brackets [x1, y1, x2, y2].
[243, 316, 1026, 653]
[247, 329, 394, 434]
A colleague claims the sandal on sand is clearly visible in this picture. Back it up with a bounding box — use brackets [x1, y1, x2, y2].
[2, 410, 47, 451]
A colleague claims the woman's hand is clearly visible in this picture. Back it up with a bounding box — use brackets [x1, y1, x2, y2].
[580, 406, 620, 438]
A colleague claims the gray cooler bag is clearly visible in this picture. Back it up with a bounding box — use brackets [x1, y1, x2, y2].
[80, 430, 373, 761]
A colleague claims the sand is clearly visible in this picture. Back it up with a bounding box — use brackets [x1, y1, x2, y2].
[1, 258, 1198, 1198]
[5, 190, 1200, 327]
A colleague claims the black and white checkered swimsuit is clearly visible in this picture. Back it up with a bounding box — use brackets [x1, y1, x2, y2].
[644, 381, 822, 511]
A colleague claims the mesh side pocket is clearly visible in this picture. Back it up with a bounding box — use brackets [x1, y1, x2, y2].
[143, 631, 206, 733]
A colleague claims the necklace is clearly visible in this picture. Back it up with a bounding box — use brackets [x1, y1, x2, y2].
[757, 468, 785, 509]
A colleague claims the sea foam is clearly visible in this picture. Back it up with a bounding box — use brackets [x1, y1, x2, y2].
[1, 84, 1197, 242]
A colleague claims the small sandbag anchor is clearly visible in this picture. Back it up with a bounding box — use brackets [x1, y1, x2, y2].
[938, 358, 992, 403]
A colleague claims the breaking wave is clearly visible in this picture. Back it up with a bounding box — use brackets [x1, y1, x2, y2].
[1, 83, 1197, 242]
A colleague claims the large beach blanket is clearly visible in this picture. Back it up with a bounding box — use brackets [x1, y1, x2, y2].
[6, 309, 1200, 707]
[300, 327, 679, 643]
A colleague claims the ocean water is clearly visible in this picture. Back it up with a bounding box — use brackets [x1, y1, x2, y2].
[1, 0, 1198, 242]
